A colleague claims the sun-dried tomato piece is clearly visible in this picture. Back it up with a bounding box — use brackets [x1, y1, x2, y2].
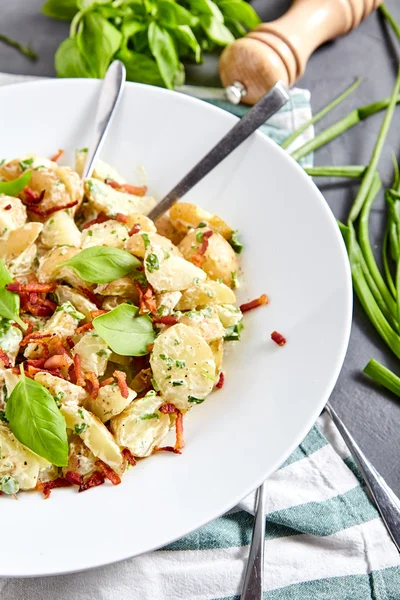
[175, 411, 184, 452]
[134, 281, 157, 315]
[50, 149, 64, 162]
[20, 331, 55, 346]
[81, 212, 111, 230]
[6, 281, 57, 294]
[159, 403, 178, 414]
[271, 331, 286, 346]
[114, 370, 129, 399]
[38, 478, 71, 499]
[43, 353, 73, 370]
[77, 286, 102, 308]
[240, 294, 269, 313]
[153, 315, 178, 326]
[128, 224, 141, 236]
[27, 199, 78, 218]
[216, 372, 224, 389]
[105, 179, 147, 197]
[85, 371, 100, 399]
[154, 446, 181, 455]
[95, 460, 121, 485]
[79, 471, 105, 492]
[0, 349, 11, 368]
[23, 187, 45, 204]
[64, 471, 84, 487]
[73, 354, 85, 388]
[122, 448, 137, 467]
[76, 322, 93, 334]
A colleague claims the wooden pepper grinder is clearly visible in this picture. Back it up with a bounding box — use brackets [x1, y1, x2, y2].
[219, 0, 382, 105]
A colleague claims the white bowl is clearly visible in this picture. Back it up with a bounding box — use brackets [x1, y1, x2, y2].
[0, 79, 352, 577]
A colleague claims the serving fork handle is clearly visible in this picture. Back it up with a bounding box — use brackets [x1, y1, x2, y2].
[325, 402, 400, 552]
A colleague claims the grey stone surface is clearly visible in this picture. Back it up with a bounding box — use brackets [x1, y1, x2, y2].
[1, 0, 400, 494]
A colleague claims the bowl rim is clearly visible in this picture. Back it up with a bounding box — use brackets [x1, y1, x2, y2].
[0, 78, 353, 577]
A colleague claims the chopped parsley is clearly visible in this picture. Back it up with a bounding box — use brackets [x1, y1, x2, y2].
[157, 305, 167, 316]
[141, 233, 150, 250]
[224, 321, 244, 341]
[74, 422, 88, 435]
[231, 271, 238, 288]
[196, 230, 204, 243]
[174, 339, 180, 346]
[188, 396, 205, 404]
[19, 157, 34, 171]
[175, 359, 186, 368]
[53, 391, 65, 407]
[217, 278, 223, 284]
[96, 349, 109, 357]
[0, 475, 19, 495]
[151, 377, 160, 392]
[56, 301, 85, 321]
[159, 354, 175, 370]
[140, 413, 159, 420]
[87, 230, 93, 236]
[172, 380, 184, 386]
[0, 409, 8, 423]
[77, 408, 85, 419]
[162, 248, 171, 259]
[229, 230, 243, 254]
[197, 221, 207, 228]
[200, 370, 217, 382]
[146, 253, 160, 273]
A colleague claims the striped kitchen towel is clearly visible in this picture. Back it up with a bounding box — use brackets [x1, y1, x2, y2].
[0, 72, 399, 599]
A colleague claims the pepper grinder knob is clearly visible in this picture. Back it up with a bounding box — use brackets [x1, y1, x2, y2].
[220, 0, 382, 105]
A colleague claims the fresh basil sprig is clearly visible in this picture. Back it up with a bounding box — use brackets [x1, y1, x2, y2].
[0, 170, 32, 196]
[6, 370, 69, 466]
[42, 0, 260, 89]
[93, 303, 155, 356]
[0, 260, 26, 329]
[59, 246, 141, 284]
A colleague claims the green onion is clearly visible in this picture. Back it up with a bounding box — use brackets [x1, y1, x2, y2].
[380, 4, 400, 42]
[291, 94, 400, 163]
[281, 78, 362, 150]
[0, 34, 37, 60]
[364, 358, 400, 397]
[349, 67, 400, 222]
[382, 228, 396, 297]
[358, 173, 398, 320]
[304, 166, 366, 179]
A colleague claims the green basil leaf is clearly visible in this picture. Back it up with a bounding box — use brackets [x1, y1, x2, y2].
[0, 170, 32, 196]
[117, 48, 164, 86]
[122, 20, 147, 41]
[148, 22, 182, 90]
[216, 0, 261, 29]
[187, 0, 224, 19]
[60, 246, 140, 283]
[41, 0, 79, 20]
[93, 303, 155, 356]
[200, 14, 235, 44]
[55, 36, 95, 78]
[6, 374, 68, 466]
[0, 260, 25, 329]
[157, 1, 198, 27]
[169, 25, 202, 62]
[79, 13, 122, 78]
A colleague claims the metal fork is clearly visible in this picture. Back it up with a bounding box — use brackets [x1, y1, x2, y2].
[240, 401, 400, 599]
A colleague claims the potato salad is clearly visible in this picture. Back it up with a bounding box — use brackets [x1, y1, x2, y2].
[0, 150, 245, 497]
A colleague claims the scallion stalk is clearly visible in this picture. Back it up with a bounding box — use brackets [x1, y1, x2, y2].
[291, 94, 400, 163]
[380, 4, 400, 42]
[281, 78, 362, 150]
[0, 34, 37, 60]
[304, 166, 366, 178]
[364, 358, 400, 397]
[348, 67, 400, 222]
